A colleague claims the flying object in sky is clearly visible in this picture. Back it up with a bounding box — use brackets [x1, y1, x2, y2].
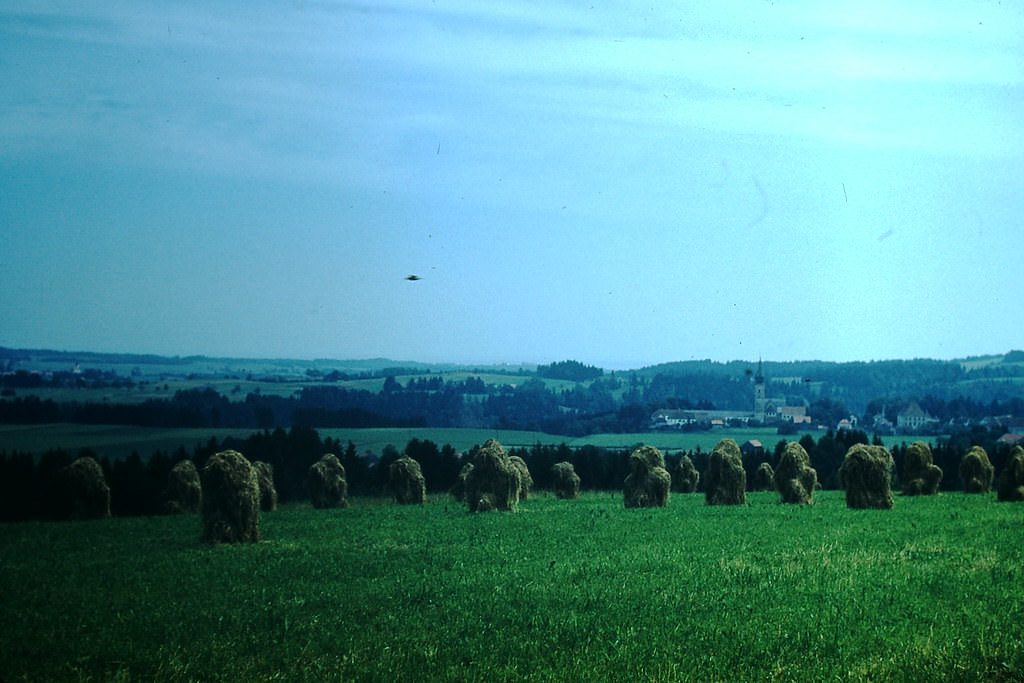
[405, 275, 423, 281]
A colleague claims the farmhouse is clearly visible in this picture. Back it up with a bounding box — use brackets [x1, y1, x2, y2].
[740, 439, 764, 457]
[897, 402, 939, 431]
[778, 405, 811, 424]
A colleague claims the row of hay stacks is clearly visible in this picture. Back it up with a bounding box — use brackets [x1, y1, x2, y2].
[623, 439, 813, 508]
[50, 442, 1024, 540]
[629, 440, 1023, 510]
[201, 450, 354, 543]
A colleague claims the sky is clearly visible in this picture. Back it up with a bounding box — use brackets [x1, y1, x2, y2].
[2, 1, 1022, 369]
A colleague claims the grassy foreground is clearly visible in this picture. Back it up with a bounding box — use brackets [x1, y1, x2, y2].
[1, 491, 1022, 682]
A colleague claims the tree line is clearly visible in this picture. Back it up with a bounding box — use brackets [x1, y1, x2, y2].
[1, 424, 1013, 522]
[3, 375, 1023, 439]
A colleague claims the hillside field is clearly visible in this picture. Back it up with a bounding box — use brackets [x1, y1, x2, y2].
[0, 424, 932, 462]
[1, 491, 1021, 681]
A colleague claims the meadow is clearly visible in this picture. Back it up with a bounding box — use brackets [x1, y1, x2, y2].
[1, 491, 1022, 681]
[0, 423, 929, 461]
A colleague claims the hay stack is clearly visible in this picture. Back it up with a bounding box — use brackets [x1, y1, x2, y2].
[253, 461, 278, 511]
[509, 456, 534, 500]
[200, 450, 260, 543]
[163, 459, 201, 514]
[551, 461, 581, 499]
[901, 441, 942, 496]
[752, 462, 775, 492]
[623, 445, 671, 508]
[308, 454, 349, 509]
[774, 442, 817, 504]
[450, 461, 473, 501]
[839, 444, 894, 509]
[61, 456, 111, 519]
[705, 439, 746, 506]
[389, 455, 427, 505]
[672, 455, 700, 493]
[997, 446, 1024, 502]
[465, 439, 520, 512]
[959, 446, 995, 494]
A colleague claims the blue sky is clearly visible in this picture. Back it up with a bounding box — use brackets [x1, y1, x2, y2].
[2, 1, 1022, 368]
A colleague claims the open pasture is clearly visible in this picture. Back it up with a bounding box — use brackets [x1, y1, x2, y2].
[0, 424, 254, 461]
[0, 424, 932, 462]
[1, 491, 1021, 681]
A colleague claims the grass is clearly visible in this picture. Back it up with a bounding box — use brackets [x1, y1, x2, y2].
[1, 491, 1022, 681]
[0, 424, 254, 460]
[0, 423, 936, 461]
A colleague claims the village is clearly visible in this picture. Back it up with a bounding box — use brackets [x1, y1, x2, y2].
[650, 361, 1024, 449]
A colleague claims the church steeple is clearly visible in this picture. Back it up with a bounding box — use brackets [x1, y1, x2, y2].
[753, 358, 767, 421]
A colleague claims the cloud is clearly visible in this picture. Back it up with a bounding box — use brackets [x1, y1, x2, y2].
[3, 0, 1020, 191]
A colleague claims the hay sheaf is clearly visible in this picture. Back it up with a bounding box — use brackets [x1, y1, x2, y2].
[200, 450, 260, 543]
[61, 456, 111, 520]
[163, 459, 201, 514]
[623, 445, 670, 508]
[671, 455, 700, 493]
[308, 454, 349, 509]
[997, 446, 1024, 502]
[839, 444, 894, 510]
[901, 441, 942, 496]
[389, 456, 427, 505]
[752, 462, 775, 492]
[465, 439, 520, 512]
[509, 456, 534, 500]
[253, 461, 278, 511]
[960, 446, 995, 494]
[450, 461, 473, 502]
[705, 439, 746, 506]
[774, 442, 817, 505]
[551, 461, 581, 499]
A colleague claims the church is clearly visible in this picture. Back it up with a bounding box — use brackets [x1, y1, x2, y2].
[650, 360, 809, 429]
[753, 360, 810, 425]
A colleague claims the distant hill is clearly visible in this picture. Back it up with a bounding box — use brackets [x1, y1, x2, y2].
[3, 346, 1023, 434]
[3, 346, 1022, 415]
[0, 347, 534, 379]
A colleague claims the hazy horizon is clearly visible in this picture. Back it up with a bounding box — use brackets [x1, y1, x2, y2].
[3, 2, 1022, 369]
[4, 342, 1020, 373]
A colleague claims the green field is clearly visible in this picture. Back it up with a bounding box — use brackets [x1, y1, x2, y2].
[0, 424, 934, 461]
[4, 370, 540, 406]
[1, 491, 1021, 681]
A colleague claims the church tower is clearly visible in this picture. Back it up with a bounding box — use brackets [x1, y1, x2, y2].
[753, 359, 767, 421]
